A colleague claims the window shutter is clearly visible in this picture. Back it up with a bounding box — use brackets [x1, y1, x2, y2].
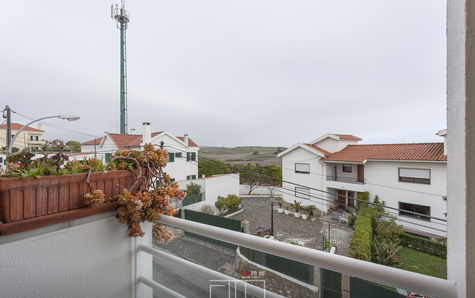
[168, 152, 175, 162]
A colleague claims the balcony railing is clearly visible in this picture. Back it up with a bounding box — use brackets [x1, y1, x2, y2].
[326, 175, 365, 184]
[136, 216, 456, 298]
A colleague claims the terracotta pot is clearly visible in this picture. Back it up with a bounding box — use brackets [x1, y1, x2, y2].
[0, 170, 139, 224]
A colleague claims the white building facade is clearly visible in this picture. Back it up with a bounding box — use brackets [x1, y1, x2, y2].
[78, 122, 199, 183]
[278, 133, 447, 237]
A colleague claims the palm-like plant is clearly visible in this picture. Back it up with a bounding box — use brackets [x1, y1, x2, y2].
[293, 200, 302, 212]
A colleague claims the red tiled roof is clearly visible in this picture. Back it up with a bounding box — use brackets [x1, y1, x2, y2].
[82, 132, 198, 149]
[81, 137, 104, 146]
[333, 134, 362, 141]
[304, 143, 331, 157]
[176, 136, 199, 147]
[322, 143, 446, 162]
[0, 123, 44, 132]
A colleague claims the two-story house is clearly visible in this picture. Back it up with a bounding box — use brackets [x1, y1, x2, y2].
[278, 133, 447, 237]
[0, 122, 45, 152]
[79, 122, 199, 182]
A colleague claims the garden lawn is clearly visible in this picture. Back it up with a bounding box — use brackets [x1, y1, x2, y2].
[399, 246, 447, 279]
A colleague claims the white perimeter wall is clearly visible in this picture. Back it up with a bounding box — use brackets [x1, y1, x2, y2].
[178, 174, 240, 212]
[364, 161, 447, 236]
[0, 216, 134, 298]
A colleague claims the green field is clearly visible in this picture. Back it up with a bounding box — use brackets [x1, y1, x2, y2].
[399, 246, 447, 279]
[199, 146, 285, 165]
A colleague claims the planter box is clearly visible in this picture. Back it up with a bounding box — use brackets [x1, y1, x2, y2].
[301, 214, 308, 220]
[277, 208, 284, 213]
[0, 170, 139, 230]
[284, 210, 290, 215]
[294, 212, 301, 218]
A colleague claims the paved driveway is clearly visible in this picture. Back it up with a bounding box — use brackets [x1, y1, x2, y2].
[231, 197, 353, 255]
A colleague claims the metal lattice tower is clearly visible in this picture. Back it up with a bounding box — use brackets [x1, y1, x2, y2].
[111, 1, 129, 134]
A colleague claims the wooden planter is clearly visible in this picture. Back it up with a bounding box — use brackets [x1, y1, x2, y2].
[0, 170, 139, 235]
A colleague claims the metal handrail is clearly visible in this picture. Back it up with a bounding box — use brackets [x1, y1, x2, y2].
[156, 215, 457, 298]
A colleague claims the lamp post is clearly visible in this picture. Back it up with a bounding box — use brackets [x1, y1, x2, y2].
[7, 115, 80, 154]
[270, 186, 274, 236]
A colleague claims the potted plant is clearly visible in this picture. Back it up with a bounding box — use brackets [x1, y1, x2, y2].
[306, 205, 317, 221]
[293, 200, 302, 218]
[284, 205, 291, 215]
[277, 202, 284, 213]
[301, 210, 308, 220]
[0, 142, 184, 243]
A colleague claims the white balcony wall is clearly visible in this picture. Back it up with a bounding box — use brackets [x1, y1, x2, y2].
[0, 216, 134, 298]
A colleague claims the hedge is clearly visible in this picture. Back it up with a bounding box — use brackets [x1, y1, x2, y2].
[399, 233, 447, 258]
[349, 207, 373, 261]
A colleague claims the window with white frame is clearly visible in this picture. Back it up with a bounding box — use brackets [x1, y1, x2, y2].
[398, 168, 431, 184]
[295, 186, 310, 199]
[295, 163, 310, 174]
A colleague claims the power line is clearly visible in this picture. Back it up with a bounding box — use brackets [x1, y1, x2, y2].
[281, 160, 445, 198]
[12, 111, 102, 138]
[163, 146, 447, 224]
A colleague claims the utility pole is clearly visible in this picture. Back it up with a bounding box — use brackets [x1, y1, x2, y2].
[270, 186, 274, 236]
[3, 106, 11, 155]
[111, 1, 129, 134]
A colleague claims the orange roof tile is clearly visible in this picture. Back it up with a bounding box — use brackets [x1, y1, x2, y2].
[322, 143, 446, 162]
[81, 137, 104, 146]
[0, 123, 44, 132]
[304, 143, 331, 157]
[176, 136, 199, 147]
[333, 134, 362, 141]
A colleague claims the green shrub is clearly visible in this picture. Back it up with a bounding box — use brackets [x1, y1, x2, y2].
[349, 208, 373, 261]
[400, 233, 447, 258]
[185, 182, 201, 195]
[215, 194, 242, 213]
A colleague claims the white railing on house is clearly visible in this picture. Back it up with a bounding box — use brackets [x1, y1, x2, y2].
[137, 215, 457, 298]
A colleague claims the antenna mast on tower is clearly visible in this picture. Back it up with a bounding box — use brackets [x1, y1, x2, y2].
[111, 0, 129, 134]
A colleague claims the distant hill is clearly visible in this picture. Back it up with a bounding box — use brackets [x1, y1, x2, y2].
[199, 146, 286, 165]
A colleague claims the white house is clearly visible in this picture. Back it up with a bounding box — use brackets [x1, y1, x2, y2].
[78, 122, 199, 182]
[278, 133, 447, 237]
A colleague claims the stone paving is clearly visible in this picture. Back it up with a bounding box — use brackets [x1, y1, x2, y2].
[231, 197, 353, 255]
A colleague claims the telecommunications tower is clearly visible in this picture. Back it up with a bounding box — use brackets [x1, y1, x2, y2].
[111, 1, 130, 134]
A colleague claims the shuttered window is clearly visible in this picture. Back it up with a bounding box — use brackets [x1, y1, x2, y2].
[399, 168, 430, 184]
[168, 152, 175, 162]
[295, 163, 310, 174]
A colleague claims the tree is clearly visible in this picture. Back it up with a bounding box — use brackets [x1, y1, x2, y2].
[236, 163, 282, 194]
[66, 141, 81, 153]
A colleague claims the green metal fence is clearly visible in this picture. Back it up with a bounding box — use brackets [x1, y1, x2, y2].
[240, 246, 314, 285]
[320, 269, 342, 298]
[350, 277, 404, 298]
[182, 193, 204, 206]
[183, 209, 242, 249]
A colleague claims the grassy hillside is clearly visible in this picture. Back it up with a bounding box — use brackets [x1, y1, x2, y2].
[199, 146, 285, 165]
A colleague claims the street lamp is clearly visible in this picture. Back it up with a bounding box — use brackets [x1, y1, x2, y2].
[270, 186, 274, 236]
[7, 114, 80, 154]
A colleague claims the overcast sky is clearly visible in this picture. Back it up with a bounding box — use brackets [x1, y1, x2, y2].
[1, 0, 446, 147]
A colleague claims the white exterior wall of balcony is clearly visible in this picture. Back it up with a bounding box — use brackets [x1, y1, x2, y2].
[363, 161, 447, 236]
[0, 215, 141, 298]
[446, 0, 475, 295]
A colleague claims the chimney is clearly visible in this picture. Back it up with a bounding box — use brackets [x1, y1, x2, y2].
[184, 134, 189, 146]
[143, 122, 152, 144]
